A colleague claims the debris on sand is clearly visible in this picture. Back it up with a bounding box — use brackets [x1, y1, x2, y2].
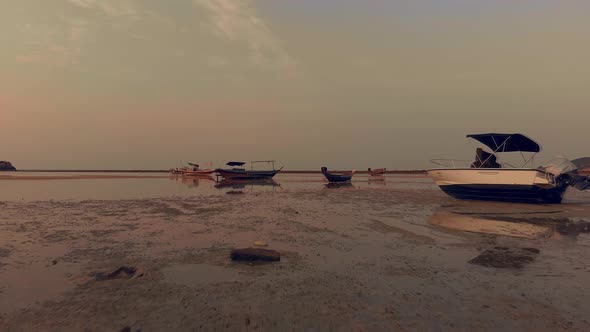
[230, 248, 280, 262]
[92, 266, 144, 281]
[469, 247, 540, 269]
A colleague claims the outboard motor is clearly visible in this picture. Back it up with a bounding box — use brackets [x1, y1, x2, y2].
[542, 157, 590, 191]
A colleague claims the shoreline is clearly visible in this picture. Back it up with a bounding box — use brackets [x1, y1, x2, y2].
[11, 169, 427, 174]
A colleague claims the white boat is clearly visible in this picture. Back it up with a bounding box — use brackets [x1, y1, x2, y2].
[428, 133, 590, 204]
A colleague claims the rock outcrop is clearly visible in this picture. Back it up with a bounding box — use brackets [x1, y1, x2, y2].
[0, 161, 16, 171]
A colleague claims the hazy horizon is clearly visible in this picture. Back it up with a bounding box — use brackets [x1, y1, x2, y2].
[2, 1, 589, 170]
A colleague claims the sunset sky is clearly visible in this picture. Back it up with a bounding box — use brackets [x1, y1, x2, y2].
[1, 0, 589, 169]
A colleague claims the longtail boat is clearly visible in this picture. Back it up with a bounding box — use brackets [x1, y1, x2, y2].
[183, 162, 215, 176]
[321, 167, 355, 183]
[368, 168, 386, 176]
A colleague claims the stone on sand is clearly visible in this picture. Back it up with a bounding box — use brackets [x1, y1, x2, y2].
[230, 248, 280, 262]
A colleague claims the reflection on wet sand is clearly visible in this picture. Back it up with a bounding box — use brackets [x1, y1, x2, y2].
[430, 206, 590, 240]
[430, 211, 552, 239]
[325, 182, 354, 189]
[214, 178, 281, 191]
[171, 174, 215, 188]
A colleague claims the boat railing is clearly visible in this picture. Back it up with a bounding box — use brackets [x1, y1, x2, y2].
[431, 159, 527, 169]
[430, 159, 473, 168]
[250, 160, 278, 171]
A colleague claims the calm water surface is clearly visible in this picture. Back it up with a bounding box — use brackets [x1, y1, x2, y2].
[0, 173, 433, 201]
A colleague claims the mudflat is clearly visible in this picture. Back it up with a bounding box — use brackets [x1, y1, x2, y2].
[1, 175, 589, 331]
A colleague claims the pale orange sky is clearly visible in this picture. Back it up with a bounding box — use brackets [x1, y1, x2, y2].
[1, 1, 589, 169]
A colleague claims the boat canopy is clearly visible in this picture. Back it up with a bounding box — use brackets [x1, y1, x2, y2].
[226, 161, 246, 166]
[467, 133, 541, 153]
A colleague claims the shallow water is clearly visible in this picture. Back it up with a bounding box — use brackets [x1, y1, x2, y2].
[0, 173, 433, 201]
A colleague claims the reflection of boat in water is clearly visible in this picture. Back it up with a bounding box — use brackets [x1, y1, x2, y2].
[215, 161, 282, 180]
[429, 208, 590, 240]
[214, 178, 280, 189]
[430, 210, 552, 239]
[175, 175, 214, 188]
[325, 182, 354, 189]
[428, 133, 590, 204]
[321, 167, 355, 183]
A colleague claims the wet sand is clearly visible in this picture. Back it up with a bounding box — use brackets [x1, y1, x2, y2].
[0, 174, 168, 180]
[1, 176, 590, 331]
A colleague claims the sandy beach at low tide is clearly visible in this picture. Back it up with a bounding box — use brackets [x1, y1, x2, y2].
[1, 175, 590, 331]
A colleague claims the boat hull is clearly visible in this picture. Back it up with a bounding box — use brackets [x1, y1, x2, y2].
[428, 168, 567, 204]
[324, 174, 352, 182]
[183, 170, 215, 176]
[215, 168, 280, 180]
[438, 184, 566, 204]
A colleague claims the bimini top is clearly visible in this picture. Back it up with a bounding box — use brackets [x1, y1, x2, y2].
[467, 133, 541, 153]
[226, 161, 246, 166]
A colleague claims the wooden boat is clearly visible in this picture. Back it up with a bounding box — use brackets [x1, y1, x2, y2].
[321, 167, 355, 183]
[169, 168, 184, 175]
[215, 161, 282, 180]
[368, 168, 387, 180]
[183, 162, 215, 176]
[368, 168, 386, 176]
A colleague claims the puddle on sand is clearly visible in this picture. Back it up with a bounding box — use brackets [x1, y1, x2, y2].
[162, 264, 241, 287]
[0, 263, 78, 313]
[430, 211, 552, 239]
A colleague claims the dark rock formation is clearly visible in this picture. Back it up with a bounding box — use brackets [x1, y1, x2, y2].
[469, 246, 539, 269]
[0, 161, 16, 171]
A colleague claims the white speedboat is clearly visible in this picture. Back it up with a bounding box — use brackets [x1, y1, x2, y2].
[428, 133, 590, 204]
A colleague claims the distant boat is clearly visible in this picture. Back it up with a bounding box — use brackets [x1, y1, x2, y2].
[428, 133, 590, 204]
[183, 162, 215, 176]
[368, 168, 386, 176]
[169, 167, 185, 175]
[215, 161, 282, 180]
[321, 167, 355, 183]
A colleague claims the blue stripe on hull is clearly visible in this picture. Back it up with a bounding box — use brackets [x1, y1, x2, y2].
[439, 184, 567, 204]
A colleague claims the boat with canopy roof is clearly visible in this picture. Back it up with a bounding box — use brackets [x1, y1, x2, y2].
[428, 133, 590, 204]
[215, 161, 282, 180]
